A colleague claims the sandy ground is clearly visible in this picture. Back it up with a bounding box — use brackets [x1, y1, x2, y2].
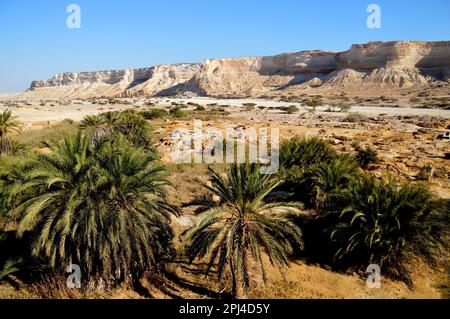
[171, 97, 450, 118]
[1, 97, 450, 124]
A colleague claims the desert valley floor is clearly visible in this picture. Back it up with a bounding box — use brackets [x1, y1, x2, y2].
[0, 93, 449, 299]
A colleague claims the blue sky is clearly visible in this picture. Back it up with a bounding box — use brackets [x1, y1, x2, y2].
[0, 0, 449, 92]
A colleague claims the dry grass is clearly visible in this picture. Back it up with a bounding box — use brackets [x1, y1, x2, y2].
[16, 121, 79, 147]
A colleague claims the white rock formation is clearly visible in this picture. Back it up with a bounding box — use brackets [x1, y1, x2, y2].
[14, 41, 450, 100]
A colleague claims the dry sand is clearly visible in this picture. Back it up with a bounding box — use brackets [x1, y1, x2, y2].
[1, 97, 449, 124]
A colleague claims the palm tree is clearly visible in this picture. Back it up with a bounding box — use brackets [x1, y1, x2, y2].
[330, 175, 448, 287]
[0, 110, 22, 155]
[279, 136, 336, 170]
[307, 154, 360, 208]
[278, 137, 337, 204]
[80, 110, 153, 149]
[5, 133, 175, 284]
[80, 114, 104, 129]
[0, 258, 22, 283]
[185, 163, 303, 298]
[354, 146, 379, 169]
[116, 109, 153, 148]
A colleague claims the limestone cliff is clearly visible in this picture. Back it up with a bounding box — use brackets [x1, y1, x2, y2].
[19, 41, 450, 99]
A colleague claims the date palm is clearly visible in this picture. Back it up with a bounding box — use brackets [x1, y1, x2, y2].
[185, 163, 303, 298]
[0, 258, 22, 283]
[307, 154, 360, 209]
[6, 133, 175, 284]
[81, 110, 153, 149]
[0, 110, 22, 154]
[80, 114, 104, 129]
[279, 136, 336, 170]
[330, 175, 448, 287]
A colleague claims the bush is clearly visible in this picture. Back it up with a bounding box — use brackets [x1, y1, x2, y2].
[297, 175, 449, 288]
[279, 136, 336, 170]
[283, 105, 300, 114]
[305, 98, 322, 108]
[80, 110, 154, 149]
[306, 154, 361, 209]
[278, 137, 339, 208]
[80, 114, 103, 128]
[355, 146, 379, 168]
[328, 176, 449, 287]
[343, 112, 370, 123]
[169, 107, 186, 118]
[194, 105, 206, 111]
[243, 103, 256, 111]
[114, 110, 154, 149]
[141, 108, 169, 120]
[62, 118, 74, 124]
[0, 182, 11, 226]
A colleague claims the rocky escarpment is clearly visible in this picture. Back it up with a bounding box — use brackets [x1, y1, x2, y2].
[30, 68, 153, 88]
[18, 41, 450, 99]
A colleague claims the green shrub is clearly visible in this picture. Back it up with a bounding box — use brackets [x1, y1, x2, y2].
[283, 105, 300, 114]
[306, 154, 361, 208]
[355, 146, 379, 168]
[80, 114, 103, 128]
[278, 137, 339, 208]
[279, 136, 336, 170]
[194, 105, 206, 111]
[141, 108, 169, 120]
[0, 182, 11, 226]
[169, 107, 186, 118]
[329, 176, 448, 287]
[305, 98, 322, 108]
[80, 110, 154, 149]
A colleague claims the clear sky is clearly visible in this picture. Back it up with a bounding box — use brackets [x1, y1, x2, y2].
[0, 0, 449, 92]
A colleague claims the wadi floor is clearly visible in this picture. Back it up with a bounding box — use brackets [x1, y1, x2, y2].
[0, 96, 449, 299]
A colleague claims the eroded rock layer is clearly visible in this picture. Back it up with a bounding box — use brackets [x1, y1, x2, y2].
[19, 41, 450, 99]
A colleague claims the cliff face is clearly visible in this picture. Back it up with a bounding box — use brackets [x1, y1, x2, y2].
[341, 41, 450, 69]
[129, 64, 201, 96]
[21, 41, 450, 99]
[31, 68, 153, 88]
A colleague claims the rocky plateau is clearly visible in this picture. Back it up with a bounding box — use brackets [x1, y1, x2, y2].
[12, 41, 450, 100]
